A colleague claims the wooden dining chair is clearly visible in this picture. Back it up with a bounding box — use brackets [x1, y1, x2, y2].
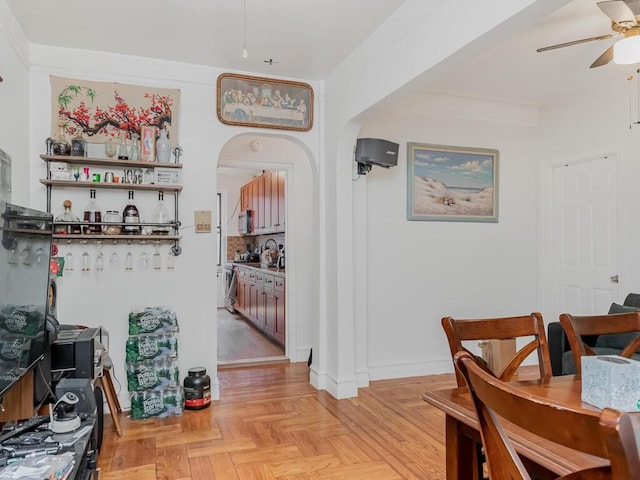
[559, 311, 640, 379]
[454, 351, 640, 480]
[442, 313, 553, 387]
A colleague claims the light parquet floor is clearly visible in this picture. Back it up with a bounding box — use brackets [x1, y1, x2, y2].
[217, 308, 285, 364]
[97, 362, 457, 479]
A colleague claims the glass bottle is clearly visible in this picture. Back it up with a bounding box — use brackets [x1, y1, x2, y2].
[83, 189, 102, 234]
[105, 137, 117, 158]
[52, 121, 71, 156]
[103, 210, 122, 235]
[156, 128, 171, 163]
[151, 192, 171, 234]
[122, 190, 141, 234]
[130, 133, 140, 161]
[54, 199, 81, 234]
[71, 133, 87, 157]
[118, 132, 129, 160]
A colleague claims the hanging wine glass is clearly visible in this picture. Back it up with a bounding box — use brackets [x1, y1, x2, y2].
[139, 240, 151, 269]
[81, 241, 91, 271]
[95, 241, 104, 272]
[20, 244, 33, 265]
[108, 240, 119, 269]
[64, 241, 74, 271]
[125, 241, 134, 271]
[167, 248, 175, 270]
[8, 247, 18, 265]
[34, 246, 45, 264]
[153, 241, 162, 270]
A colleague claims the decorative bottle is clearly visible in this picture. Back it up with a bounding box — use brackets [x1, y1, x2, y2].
[83, 189, 102, 234]
[130, 133, 140, 161]
[151, 192, 171, 234]
[156, 128, 171, 163]
[54, 200, 81, 234]
[118, 132, 129, 160]
[122, 190, 141, 234]
[71, 133, 87, 157]
[104, 137, 117, 158]
[51, 121, 71, 156]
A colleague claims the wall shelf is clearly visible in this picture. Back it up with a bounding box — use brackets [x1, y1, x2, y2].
[40, 153, 184, 255]
[39, 179, 182, 192]
[40, 154, 183, 169]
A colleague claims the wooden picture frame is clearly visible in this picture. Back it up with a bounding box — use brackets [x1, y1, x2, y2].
[217, 73, 313, 131]
[140, 125, 157, 162]
[407, 142, 499, 223]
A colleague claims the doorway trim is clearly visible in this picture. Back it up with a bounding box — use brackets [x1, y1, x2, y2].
[216, 132, 319, 368]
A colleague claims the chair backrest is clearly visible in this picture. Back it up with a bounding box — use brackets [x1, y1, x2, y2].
[442, 313, 552, 386]
[559, 312, 640, 379]
[454, 351, 640, 480]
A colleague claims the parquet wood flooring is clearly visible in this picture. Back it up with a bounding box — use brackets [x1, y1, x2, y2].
[98, 363, 457, 479]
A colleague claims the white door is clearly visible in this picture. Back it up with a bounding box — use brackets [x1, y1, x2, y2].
[552, 156, 619, 315]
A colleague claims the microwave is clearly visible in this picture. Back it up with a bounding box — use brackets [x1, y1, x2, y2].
[238, 210, 252, 234]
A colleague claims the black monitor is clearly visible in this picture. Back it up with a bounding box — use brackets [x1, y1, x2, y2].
[0, 200, 53, 402]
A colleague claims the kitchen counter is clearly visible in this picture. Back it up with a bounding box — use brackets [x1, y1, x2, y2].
[227, 261, 285, 277]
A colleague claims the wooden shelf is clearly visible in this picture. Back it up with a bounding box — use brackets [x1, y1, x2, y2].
[54, 234, 181, 241]
[41, 154, 182, 169]
[40, 179, 182, 192]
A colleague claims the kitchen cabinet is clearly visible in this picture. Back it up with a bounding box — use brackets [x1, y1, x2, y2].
[239, 171, 285, 235]
[233, 265, 285, 346]
[40, 154, 183, 254]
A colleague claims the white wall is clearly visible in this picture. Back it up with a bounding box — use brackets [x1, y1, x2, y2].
[318, 0, 553, 396]
[0, 1, 29, 205]
[538, 71, 640, 317]
[357, 96, 540, 379]
[26, 44, 319, 407]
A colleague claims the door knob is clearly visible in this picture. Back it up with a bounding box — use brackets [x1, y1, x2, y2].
[610, 275, 619, 284]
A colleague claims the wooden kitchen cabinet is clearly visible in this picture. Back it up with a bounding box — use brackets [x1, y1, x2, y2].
[269, 274, 285, 346]
[233, 265, 285, 346]
[240, 184, 251, 211]
[239, 171, 285, 235]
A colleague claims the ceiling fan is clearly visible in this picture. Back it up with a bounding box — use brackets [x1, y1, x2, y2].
[537, 0, 640, 67]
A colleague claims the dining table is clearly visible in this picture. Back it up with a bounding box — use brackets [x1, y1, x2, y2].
[421, 374, 640, 480]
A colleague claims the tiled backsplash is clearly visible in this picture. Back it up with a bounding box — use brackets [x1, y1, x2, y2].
[226, 233, 285, 260]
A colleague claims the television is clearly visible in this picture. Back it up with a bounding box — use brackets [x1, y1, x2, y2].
[0, 200, 53, 402]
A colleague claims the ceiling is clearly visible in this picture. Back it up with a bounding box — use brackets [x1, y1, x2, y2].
[422, 0, 638, 106]
[6, 0, 640, 108]
[6, 0, 406, 80]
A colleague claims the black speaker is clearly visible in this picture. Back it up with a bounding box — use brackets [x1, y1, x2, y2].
[355, 138, 399, 169]
[55, 377, 97, 416]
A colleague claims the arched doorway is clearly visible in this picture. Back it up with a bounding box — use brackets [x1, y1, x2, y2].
[215, 133, 319, 370]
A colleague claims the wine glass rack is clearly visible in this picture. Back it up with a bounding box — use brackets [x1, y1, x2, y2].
[40, 154, 183, 255]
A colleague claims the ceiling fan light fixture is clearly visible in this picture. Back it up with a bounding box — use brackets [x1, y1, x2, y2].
[614, 35, 640, 65]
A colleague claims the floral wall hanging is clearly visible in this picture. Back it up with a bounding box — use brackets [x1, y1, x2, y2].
[50, 76, 181, 147]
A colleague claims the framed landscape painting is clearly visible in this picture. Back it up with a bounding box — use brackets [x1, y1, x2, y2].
[407, 143, 499, 222]
[217, 73, 313, 131]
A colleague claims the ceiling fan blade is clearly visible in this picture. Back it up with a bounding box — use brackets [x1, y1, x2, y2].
[537, 33, 615, 52]
[597, 0, 637, 27]
[590, 45, 615, 67]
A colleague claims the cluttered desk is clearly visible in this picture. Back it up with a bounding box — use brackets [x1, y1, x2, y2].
[0, 391, 98, 480]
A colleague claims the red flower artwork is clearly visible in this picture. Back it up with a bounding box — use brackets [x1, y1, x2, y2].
[56, 84, 175, 140]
